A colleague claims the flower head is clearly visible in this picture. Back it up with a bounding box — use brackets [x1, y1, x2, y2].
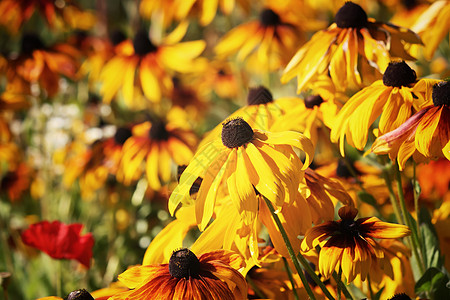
[215, 6, 303, 72]
[282, 2, 422, 93]
[21, 220, 94, 268]
[99, 29, 205, 108]
[331, 61, 439, 155]
[170, 117, 313, 231]
[198, 86, 300, 148]
[301, 206, 410, 283]
[117, 115, 197, 190]
[371, 80, 450, 169]
[5, 33, 79, 97]
[110, 249, 247, 300]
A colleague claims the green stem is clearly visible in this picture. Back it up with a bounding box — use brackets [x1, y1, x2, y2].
[381, 167, 404, 225]
[262, 197, 317, 300]
[246, 275, 267, 299]
[412, 162, 423, 254]
[283, 257, 300, 300]
[367, 274, 375, 300]
[55, 259, 62, 297]
[394, 162, 425, 275]
[332, 271, 353, 300]
[296, 254, 336, 300]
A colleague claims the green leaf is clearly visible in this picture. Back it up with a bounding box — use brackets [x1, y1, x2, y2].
[357, 191, 377, 207]
[372, 286, 385, 300]
[419, 208, 442, 269]
[415, 267, 450, 298]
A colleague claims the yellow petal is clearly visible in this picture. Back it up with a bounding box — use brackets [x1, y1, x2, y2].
[146, 143, 161, 190]
[253, 130, 314, 169]
[227, 147, 257, 225]
[196, 149, 230, 231]
[140, 56, 161, 103]
[244, 142, 283, 206]
[168, 140, 223, 215]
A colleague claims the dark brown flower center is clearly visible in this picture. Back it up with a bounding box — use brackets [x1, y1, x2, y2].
[336, 160, 355, 178]
[260, 9, 281, 27]
[114, 127, 132, 145]
[110, 30, 127, 46]
[247, 86, 273, 105]
[64, 289, 94, 300]
[387, 293, 412, 300]
[169, 248, 200, 279]
[304, 95, 324, 109]
[21, 33, 45, 55]
[335, 2, 368, 29]
[383, 61, 417, 87]
[432, 81, 450, 107]
[149, 120, 169, 141]
[221, 118, 254, 148]
[133, 30, 157, 56]
[339, 219, 361, 238]
[177, 165, 203, 196]
[403, 0, 419, 10]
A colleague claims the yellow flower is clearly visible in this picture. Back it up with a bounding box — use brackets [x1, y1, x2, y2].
[139, 0, 243, 27]
[371, 80, 450, 170]
[282, 2, 422, 94]
[169, 117, 314, 231]
[411, 1, 450, 60]
[0, 0, 95, 33]
[331, 61, 439, 155]
[354, 240, 415, 300]
[110, 249, 247, 300]
[6, 33, 79, 97]
[215, 6, 304, 72]
[118, 116, 197, 190]
[99, 29, 205, 108]
[270, 93, 340, 164]
[301, 206, 411, 283]
[199, 86, 300, 148]
[62, 140, 109, 200]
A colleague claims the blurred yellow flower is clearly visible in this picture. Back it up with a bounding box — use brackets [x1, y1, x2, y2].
[282, 2, 422, 94]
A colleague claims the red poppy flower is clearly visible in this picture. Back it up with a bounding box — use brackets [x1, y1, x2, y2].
[21, 220, 94, 268]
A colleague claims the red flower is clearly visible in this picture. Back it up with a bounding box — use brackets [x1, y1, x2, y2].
[21, 221, 94, 268]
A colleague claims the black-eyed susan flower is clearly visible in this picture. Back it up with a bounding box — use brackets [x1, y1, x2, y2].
[331, 61, 440, 155]
[281, 1, 422, 93]
[110, 249, 247, 300]
[354, 240, 415, 300]
[388, 0, 429, 29]
[270, 93, 340, 164]
[199, 86, 300, 148]
[410, 1, 450, 60]
[63, 140, 109, 199]
[6, 33, 79, 97]
[99, 29, 205, 108]
[301, 206, 411, 283]
[1, 162, 30, 202]
[371, 80, 450, 170]
[0, 0, 95, 33]
[169, 117, 314, 231]
[196, 59, 242, 100]
[139, 0, 249, 27]
[117, 115, 197, 190]
[215, 6, 304, 72]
